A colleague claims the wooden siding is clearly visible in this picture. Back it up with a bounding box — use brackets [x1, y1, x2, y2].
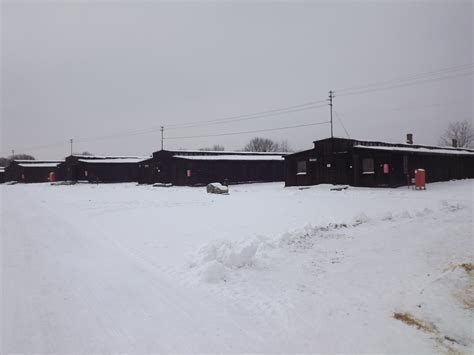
[58, 156, 141, 183]
[140, 150, 285, 186]
[5, 162, 60, 183]
[171, 158, 283, 186]
[285, 138, 474, 188]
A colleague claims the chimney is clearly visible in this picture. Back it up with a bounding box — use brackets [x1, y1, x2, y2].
[452, 139, 458, 148]
[406, 133, 413, 145]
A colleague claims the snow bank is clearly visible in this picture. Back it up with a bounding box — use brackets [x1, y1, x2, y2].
[190, 203, 450, 283]
[190, 239, 265, 282]
[190, 216, 371, 283]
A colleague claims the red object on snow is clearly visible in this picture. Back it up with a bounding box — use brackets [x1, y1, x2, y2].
[415, 169, 426, 190]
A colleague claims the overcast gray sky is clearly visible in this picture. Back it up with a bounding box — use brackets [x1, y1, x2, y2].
[1, 0, 472, 159]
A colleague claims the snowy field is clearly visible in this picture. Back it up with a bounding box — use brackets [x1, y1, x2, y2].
[1, 180, 473, 353]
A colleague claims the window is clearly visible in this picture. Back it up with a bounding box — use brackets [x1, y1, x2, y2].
[362, 158, 374, 174]
[296, 160, 307, 175]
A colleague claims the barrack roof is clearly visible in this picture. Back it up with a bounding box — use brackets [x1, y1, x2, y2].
[18, 162, 61, 168]
[77, 157, 150, 164]
[173, 154, 284, 161]
[155, 149, 287, 156]
[70, 154, 150, 159]
[354, 144, 474, 156]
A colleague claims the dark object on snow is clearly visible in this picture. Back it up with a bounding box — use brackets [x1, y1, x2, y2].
[152, 183, 173, 188]
[51, 181, 77, 186]
[137, 149, 285, 186]
[57, 155, 150, 183]
[5, 160, 63, 183]
[207, 183, 229, 194]
[330, 186, 349, 191]
[285, 137, 474, 188]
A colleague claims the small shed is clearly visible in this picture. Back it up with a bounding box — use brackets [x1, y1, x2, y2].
[58, 155, 150, 183]
[5, 160, 63, 183]
[138, 150, 285, 186]
[285, 136, 474, 188]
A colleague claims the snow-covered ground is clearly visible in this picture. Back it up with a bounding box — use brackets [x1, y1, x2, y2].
[1, 180, 472, 353]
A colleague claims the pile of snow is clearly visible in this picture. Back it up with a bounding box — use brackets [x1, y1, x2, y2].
[190, 239, 264, 282]
[189, 204, 452, 284]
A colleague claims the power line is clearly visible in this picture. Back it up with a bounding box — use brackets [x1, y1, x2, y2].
[165, 98, 328, 129]
[0, 104, 327, 154]
[337, 62, 473, 94]
[330, 99, 471, 139]
[165, 121, 331, 140]
[75, 126, 163, 144]
[338, 69, 473, 97]
[339, 99, 469, 116]
[0, 140, 70, 156]
[334, 110, 350, 138]
[166, 103, 328, 130]
[72, 100, 329, 143]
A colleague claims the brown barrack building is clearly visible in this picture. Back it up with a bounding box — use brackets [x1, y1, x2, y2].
[58, 155, 150, 183]
[285, 136, 474, 188]
[5, 160, 63, 183]
[138, 150, 285, 186]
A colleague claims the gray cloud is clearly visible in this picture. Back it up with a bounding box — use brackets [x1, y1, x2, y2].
[1, 0, 472, 159]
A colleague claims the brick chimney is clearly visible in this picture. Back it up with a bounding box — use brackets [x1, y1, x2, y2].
[406, 133, 413, 145]
[452, 139, 458, 148]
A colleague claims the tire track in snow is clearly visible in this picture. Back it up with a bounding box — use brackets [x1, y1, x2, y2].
[2, 187, 277, 353]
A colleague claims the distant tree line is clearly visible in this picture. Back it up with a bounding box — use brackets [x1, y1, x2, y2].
[198, 138, 292, 153]
[243, 137, 292, 152]
[199, 145, 225, 151]
[0, 154, 35, 167]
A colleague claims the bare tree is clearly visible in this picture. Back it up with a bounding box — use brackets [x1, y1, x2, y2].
[0, 154, 35, 167]
[243, 137, 292, 152]
[243, 137, 279, 152]
[9, 154, 35, 160]
[439, 120, 474, 148]
[276, 140, 293, 152]
[81, 151, 93, 156]
[200, 145, 225, 151]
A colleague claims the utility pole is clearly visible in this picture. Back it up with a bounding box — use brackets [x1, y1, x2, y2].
[11, 149, 15, 157]
[160, 126, 164, 150]
[70, 139, 73, 156]
[328, 90, 335, 138]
